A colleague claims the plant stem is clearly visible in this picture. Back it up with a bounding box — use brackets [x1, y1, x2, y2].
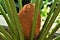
[30, 0, 40, 40]
[18, 0, 22, 10]
[0, 25, 13, 40]
[2, 1, 18, 39]
[1, 0, 25, 40]
[0, 32, 7, 40]
[9, 0, 25, 40]
[0, 4, 17, 40]
[42, 0, 58, 31]
[53, 35, 60, 40]
[39, 0, 59, 39]
[38, 1, 60, 40]
[31, 0, 35, 3]
[46, 23, 60, 40]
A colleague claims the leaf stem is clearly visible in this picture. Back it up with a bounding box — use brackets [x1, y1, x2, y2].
[0, 4, 17, 40]
[0, 25, 13, 40]
[0, 32, 7, 40]
[30, 0, 40, 40]
[46, 23, 60, 40]
[18, 0, 22, 10]
[38, 1, 60, 40]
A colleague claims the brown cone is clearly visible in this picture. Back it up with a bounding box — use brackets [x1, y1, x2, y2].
[18, 3, 41, 40]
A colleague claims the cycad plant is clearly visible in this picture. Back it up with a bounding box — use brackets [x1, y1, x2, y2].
[0, 0, 60, 40]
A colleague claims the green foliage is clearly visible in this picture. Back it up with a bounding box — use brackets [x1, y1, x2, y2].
[53, 35, 60, 40]
[0, 0, 2, 3]
[0, 0, 60, 40]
